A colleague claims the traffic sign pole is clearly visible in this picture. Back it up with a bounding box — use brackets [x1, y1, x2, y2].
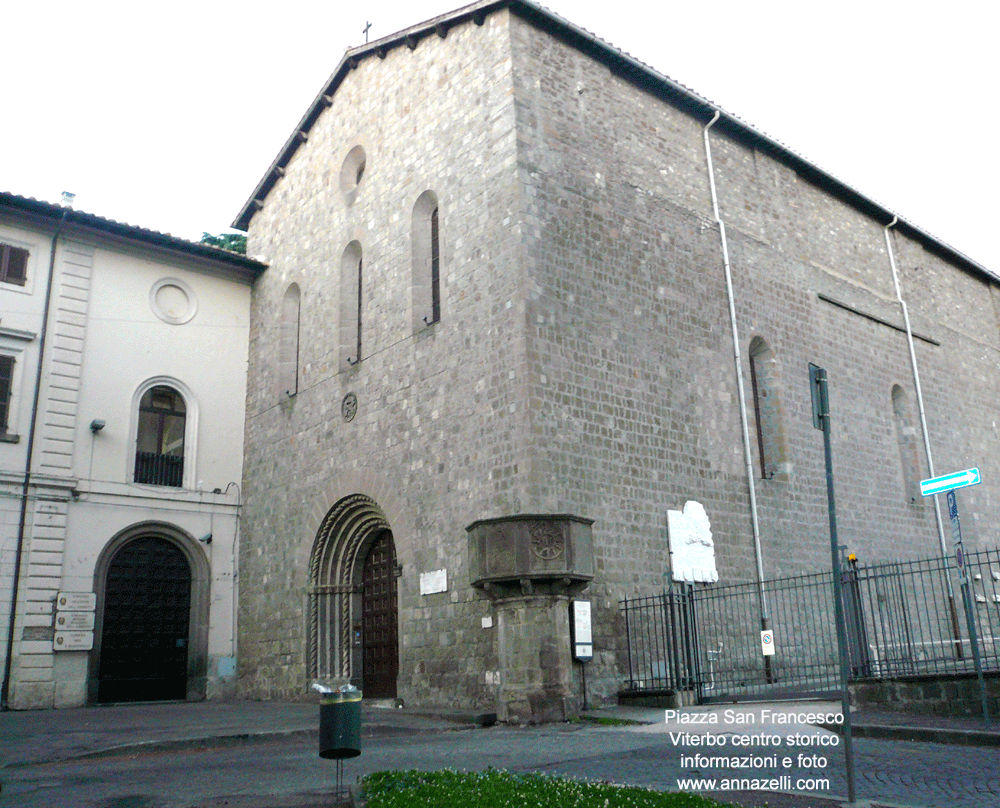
[809, 364, 856, 804]
[947, 491, 990, 726]
[921, 470, 980, 661]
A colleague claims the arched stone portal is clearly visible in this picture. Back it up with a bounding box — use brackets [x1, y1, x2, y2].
[90, 525, 209, 704]
[308, 495, 398, 696]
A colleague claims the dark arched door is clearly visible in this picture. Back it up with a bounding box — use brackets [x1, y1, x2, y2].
[361, 531, 398, 698]
[98, 537, 191, 703]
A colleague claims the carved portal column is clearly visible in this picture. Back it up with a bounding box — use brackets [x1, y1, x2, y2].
[466, 514, 593, 723]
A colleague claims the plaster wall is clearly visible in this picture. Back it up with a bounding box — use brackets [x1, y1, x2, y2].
[2, 213, 252, 709]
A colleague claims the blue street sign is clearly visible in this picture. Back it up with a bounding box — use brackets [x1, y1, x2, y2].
[947, 490, 968, 584]
[919, 467, 981, 498]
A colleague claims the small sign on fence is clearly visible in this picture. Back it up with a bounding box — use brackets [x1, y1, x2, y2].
[760, 629, 775, 656]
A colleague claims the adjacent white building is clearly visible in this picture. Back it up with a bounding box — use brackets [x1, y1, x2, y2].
[1, 191, 265, 709]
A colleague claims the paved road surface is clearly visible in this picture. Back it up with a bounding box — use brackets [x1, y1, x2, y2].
[4, 720, 1000, 808]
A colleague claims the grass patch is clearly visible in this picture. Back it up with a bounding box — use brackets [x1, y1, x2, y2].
[576, 715, 650, 726]
[362, 769, 735, 807]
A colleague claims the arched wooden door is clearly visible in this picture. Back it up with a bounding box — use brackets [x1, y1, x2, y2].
[361, 531, 398, 698]
[98, 536, 191, 703]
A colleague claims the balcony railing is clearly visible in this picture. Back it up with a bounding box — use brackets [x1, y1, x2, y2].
[134, 451, 184, 487]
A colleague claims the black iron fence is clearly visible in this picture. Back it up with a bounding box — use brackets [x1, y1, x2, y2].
[620, 588, 701, 694]
[846, 549, 1000, 678]
[622, 571, 840, 702]
[621, 548, 1000, 703]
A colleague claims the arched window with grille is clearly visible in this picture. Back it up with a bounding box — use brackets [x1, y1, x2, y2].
[134, 385, 187, 487]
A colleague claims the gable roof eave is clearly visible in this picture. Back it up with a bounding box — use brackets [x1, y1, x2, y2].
[232, 0, 994, 283]
[1, 191, 267, 281]
[231, 0, 502, 233]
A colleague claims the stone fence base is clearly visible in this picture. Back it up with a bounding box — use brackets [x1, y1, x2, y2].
[850, 672, 1000, 719]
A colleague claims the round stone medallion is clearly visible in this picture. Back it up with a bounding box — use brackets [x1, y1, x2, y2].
[530, 523, 565, 560]
[342, 392, 358, 422]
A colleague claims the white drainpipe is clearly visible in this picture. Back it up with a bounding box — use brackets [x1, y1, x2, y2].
[703, 112, 769, 624]
[883, 217, 947, 558]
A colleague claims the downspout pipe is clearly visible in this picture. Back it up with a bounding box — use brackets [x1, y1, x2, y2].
[883, 217, 963, 657]
[1, 209, 67, 710]
[883, 217, 948, 559]
[703, 112, 770, 625]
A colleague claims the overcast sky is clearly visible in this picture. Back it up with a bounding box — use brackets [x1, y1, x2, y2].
[3, 1, 994, 271]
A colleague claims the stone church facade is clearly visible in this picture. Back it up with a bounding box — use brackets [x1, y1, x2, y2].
[234, 0, 1000, 720]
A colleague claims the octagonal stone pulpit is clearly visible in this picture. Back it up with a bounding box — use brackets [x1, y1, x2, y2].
[466, 514, 593, 723]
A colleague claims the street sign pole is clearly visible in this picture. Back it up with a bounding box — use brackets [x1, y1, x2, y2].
[946, 491, 990, 726]
[921, 469, 983, 662]
[809, 364, 856, 804]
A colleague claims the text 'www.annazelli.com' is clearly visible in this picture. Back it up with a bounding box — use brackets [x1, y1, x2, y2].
[677, 777, 831, 792]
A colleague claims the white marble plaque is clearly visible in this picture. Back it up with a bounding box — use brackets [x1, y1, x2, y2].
[419, 568, 448, 595]
[667, 501, 718, 583]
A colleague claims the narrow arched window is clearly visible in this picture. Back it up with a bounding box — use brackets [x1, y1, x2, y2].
[748, 337, 789, 480]
[134, 386, 186, 487]
[340, 242, 363, 368]
[412, 191, 441, 330]
[279, 283, 301, 397]
[430, 206, 440, 323]
[891, 385, 921, 502]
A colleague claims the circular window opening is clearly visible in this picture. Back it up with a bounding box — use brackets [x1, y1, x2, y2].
[150, 277, 197, 325]
[340, 145, 367, 203]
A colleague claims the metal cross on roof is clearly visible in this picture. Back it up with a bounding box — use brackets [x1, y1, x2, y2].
[363, 21, 372, 42]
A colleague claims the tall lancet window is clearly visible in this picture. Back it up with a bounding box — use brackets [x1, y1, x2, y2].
[412, 191, 441, 330]
[279, 283, 301, 397]
[892, 385, 921, 503]
[748, 337, 789, 480]
[340, 242, 363, 368]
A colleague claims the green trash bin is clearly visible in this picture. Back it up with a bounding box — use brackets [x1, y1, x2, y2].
[319, 688, 362, 759]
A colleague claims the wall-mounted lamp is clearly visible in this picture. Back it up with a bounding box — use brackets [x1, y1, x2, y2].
[198, 533, 213, 545]
[89, 419, 106, 433]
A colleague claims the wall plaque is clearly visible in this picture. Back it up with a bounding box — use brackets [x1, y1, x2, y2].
[419, 568, 448, 595]
[57, 592, 96, 611]
[667, 500, 718, 583]
[56, 612, 95, 631]
[54, 631, 94, 651]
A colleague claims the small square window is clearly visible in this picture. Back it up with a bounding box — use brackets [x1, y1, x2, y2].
[0, 244, 28, 286]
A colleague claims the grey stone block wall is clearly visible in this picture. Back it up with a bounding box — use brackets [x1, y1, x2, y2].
[239, 6, 1000, 713]
[506, 12, 999, 701]
[851, 674, 1000, 720]
[240, 12, 524, 707]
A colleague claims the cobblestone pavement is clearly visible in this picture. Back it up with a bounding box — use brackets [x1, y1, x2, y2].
[528, 726, 1000, 807]
[5, 721, 1000, 808]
